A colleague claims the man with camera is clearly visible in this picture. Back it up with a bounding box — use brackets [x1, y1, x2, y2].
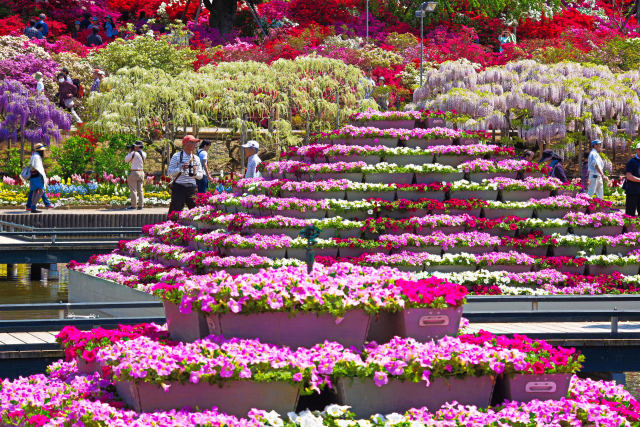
[124, 141, 147, 210]
[167, 135, 204, 214]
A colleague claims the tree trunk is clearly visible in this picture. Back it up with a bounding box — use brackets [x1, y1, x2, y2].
[203, 0, 237, 35]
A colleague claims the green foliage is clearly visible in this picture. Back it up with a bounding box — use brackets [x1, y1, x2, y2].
[93, 134, 138, 177]
[89, 23, 197, 76]
[584, 37, 640, 72]
[49, 136, 96, 178]
[2, 148, 22, 176]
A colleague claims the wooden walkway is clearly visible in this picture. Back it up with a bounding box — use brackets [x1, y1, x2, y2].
[0, 207, 167, 229]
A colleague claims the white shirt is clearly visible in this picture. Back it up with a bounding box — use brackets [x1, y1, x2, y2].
[588, 149, 604, 177]
[168, 150, 204, 186]
[125, 150, 147, 171]
[36, 81, 44, 94]
[29, 152, 47, 185]
[245, 154, 261, 179]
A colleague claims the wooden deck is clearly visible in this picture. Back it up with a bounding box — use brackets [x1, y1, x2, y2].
[0, 207, 167, 229]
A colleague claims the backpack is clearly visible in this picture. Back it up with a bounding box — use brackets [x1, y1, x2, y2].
[72, 78, 84, 98]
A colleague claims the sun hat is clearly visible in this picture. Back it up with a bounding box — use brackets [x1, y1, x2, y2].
[33, 143, 46, 151]
[33, 72, 43, 81]
[242, 140, 259, 150]
[182, 135, 201, 145]
[591, 140, 602, 146]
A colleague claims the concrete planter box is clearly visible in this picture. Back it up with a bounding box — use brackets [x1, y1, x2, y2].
[360, 119, 416, 130]
[496, 373, 571, 404]
[383, 154, 433, 166]
[364, 172, 414, 185]
[449, 190, 498, 201]
[432, 208, 482, 218]
[336, 376, 495, 417]
[396, 190, 446, 202]
[393, 306, 463, 341]
[287, 247, 339, 260]
[76, 357, 99, 374]
[551, 264, 586, 275]
[311, 172, 363, 183]
[572, 225, 623, 237]
[501, 190, 551, 202]
[327, 209, 370, 220]
[415, 172, 464, 184]
[468, 172, 518, 181]
[405, 138, 452, 149]
[392, 245, 441, 255]
[330, 155, 381, 164]
[535, 208, 573, 219]
[607, 244, 638, 256]
[338, 247, 383, 258]
[415, 225, 465, 235]
[207, 310, 371, 349]
[383, 209, 430, 219]
[500, 246, 549, 257]
[276, 209, 326, 219]
[445, 245, 495, 255]
[425, 117, 446, 128]
[346, 190, 396, 202]
[337, 228, 363, 239]
[482, 264, 532, 273]
[246, 228, 302, 239]
[225, 247, 287, 259]
[344, 137, 398, 147]
[280, 190, 345, 201]
[458, 137, 479, 145]
[164, 301, 209, 343]
[435, 154, 475, 166]
[587, 264, 639, 276]
[537, 226, 570, 236]
[552, 245, 603, 257]
[387, 265, 424, 273]
[423, 264, 475, 274]
[483, 207, 534, 220]
[115, 380, 299, 416]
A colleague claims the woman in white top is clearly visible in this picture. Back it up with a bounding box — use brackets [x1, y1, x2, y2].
[124, 141, 147, 210]
[26, 143, 50, 213]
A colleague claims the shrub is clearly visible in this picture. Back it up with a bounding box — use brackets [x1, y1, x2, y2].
[93, 134, 137, 176]
[49, 136, 96, 178]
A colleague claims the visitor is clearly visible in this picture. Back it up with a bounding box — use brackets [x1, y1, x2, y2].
[72, 21, 82, 39]
[38, 13, 49, 37]
[91, 69, 105, 92]
[522, 150, 535, 162]
[86, 27, 103, 47]
[34, 72, 44, 95]
[498, 30, 515, 53]
[539, 149, 568, 183]
[23, 20, 43, 40]
[138, 11, 148, 27]
[26, 143, 51, 214]
[124, 141, 147, 211]
[362, 68, 376, 100]
[61, 67, 73, 84]
[375, 76, 389, 111]
[242, 140, 261, 179]
[587, 140, 606, 199]
[104, 16, 118, 38]
[79, 13, 92, 30]
[623, 142, 640, 216]
[196, 140, 214, 193]
[167, 135, 204, 214]
[35, 22, 45, 38]
[56, 72, 82, 124]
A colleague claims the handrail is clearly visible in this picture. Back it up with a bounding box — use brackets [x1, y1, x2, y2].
[468, 295, 640, 302]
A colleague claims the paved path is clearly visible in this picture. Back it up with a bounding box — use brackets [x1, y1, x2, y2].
[0, 207, 167, 215]
[467, 321, 640, 335]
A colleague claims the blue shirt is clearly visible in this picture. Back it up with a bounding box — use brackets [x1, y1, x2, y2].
[38, 20, 49, 36]
[23, 26, 43, 39]
[105, 22, 118, 37]
[626, 156, 640, 194]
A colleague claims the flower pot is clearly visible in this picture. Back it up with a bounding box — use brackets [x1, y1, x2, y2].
[364, 172, 414, 184]
[360, 119, 416, 130]
[280, 190, 345, 201]
[338, 247, 381, 258]
[383, 209, 430, 219]
[345, 138, 398, 147]
[247, 228, 302, 239]
[484, 227, 517, 238]
[436, 208, 482, 218]
[468, 172, 518, 181]
[415, 225, 465, 235]
[607, 244, 638, 256]
[346, 190, 396, 202]
[277, 209, 327, 219]
[405, 138, 453, 148]
[225, 247, 287, 258]
[115, 380, 299, 416]
[287, 247, 339, 260]
[330, 155, 381, 164]
[318, 227, 337, 239]
[535, 208, 572, 219]
[327, 209, 370, 220]
[383, 155, 433, 166]
[550, 264, 585, 275]
[163, 301, 209, 343]
[482, 208, 534, 220]
[501, 190, 551, 202]
[458, 138, 479, 145]
[206, 310, 371, 349]
[552, 245, 603, 257]
[311, 172, 363, 183]
[425, 117, 446, 128]
[445, 245, 495, 255]
[396, 190, 446, 202]
[76, 357, 99, 374]
[536, 226, 570, 236]
[572, 225, 623, 237]
[337, 228, 363, 239]
[449, 190, 498, 202]
[502, 246, 549, 257]
[435, 154, 475, 166]
[336, 376, 495, 417]
[223, 267, 262, 276]
[587, 264, 639, 276]
[482, 264, 532, 273]
[392, 245, 442, 255]
[495, 373, 571, 404]
[393, 306, 463, 340]
[415, 172, 464, 184]
[388, 265, 424, 272]
[423, 264, 475, 274]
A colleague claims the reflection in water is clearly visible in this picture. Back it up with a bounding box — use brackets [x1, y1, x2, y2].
[0, 264, 68, 320]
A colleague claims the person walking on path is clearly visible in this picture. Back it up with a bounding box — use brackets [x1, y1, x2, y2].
[624, 142, 640, 216]
[56, 72, 82, 124]
[243, 140, 261, 179]
[38, 14, 49, 37]
[91, 69, 105, 92]
[23, 20, 43, 39]
[26, 143, 52, 213]
[34, 72, 45, 95]
[539, 149, 569, 183]
[196, 140, 214, 193]
[124, 141, 146, 210]
[587, 140, 607, 199]
[167, 135, 203, 214]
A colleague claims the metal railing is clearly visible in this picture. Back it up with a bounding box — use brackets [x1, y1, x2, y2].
[0, 228, 142, 244]
[467, 295, 640, 311]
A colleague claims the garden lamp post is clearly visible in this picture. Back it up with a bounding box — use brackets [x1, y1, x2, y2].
[366, 0, 369, 42]
[415, 1, 438, 87]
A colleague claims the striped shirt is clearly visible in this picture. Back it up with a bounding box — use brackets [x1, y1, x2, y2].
[168, 150, 203, 186]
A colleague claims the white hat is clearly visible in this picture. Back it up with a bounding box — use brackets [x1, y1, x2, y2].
[242, 140, 259, 150]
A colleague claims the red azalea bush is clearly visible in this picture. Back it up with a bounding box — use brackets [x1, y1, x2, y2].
[286, 0, 359, 26]
[397, 277, 468, 308]
[0, 15, 24, 36]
